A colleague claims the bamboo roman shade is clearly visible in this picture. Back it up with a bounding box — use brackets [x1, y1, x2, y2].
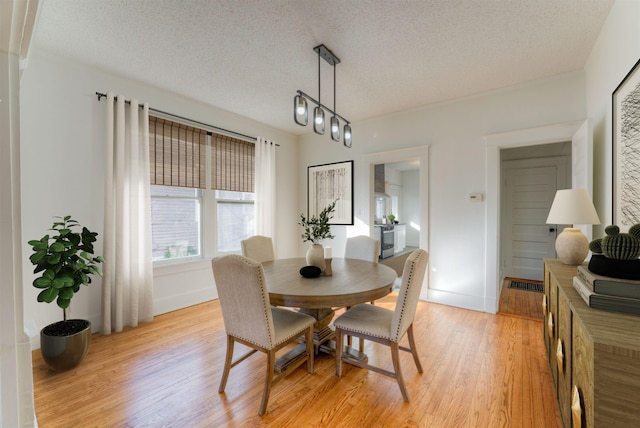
[149, 116, 255, 192]
[212, 135, 255, 193]
[149, 117, 207, 188]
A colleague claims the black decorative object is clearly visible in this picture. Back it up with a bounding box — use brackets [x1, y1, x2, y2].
[300, 265, 322, 278]
[588, 255, 640, 280]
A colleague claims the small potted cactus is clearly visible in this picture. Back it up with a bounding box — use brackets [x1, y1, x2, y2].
[588, 224, 640, 279]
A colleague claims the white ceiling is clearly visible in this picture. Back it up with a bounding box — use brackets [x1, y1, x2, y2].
[31, 0, 614, 136]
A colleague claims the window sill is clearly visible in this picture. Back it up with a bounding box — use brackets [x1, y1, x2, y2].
[153, 258, 211, 277]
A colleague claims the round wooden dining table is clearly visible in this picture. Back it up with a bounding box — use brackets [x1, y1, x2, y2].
[262, 257, 397, 364]
[262, 257, 397, 309]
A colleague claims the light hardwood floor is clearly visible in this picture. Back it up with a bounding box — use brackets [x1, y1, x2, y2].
[32, 294, 560, 427]
[498, 278, 545, 321]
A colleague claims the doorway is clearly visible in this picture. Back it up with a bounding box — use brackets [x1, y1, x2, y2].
[484, 120, 589, 313]
[500, 144, 571, 281]
[364, 146, 430, 298]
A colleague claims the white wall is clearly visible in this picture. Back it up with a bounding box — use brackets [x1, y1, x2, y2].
[20, 51, 300, 348]
[298, 71, 586, 311]
[585, 0, 640, 235]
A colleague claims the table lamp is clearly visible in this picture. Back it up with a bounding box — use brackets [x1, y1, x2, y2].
[546, 189, 601, 265]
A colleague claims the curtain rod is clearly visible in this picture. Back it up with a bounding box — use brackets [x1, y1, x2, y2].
[95, 92, 278, 146]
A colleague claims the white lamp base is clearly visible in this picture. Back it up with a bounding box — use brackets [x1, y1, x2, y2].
[555, 227, 589, 265]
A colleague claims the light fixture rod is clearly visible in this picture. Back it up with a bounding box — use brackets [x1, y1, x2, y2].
[333, 62, 336, 112]
[317, 49, 321, 104]
[296, 90, 350, 124]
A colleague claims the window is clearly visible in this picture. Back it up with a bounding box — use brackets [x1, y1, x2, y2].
[216, 191, 255, 254]
[151, 186, 201, 262]
[149, 116, 255, 264]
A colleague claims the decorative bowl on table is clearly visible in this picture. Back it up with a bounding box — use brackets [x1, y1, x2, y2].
[299, 265, 322, 278]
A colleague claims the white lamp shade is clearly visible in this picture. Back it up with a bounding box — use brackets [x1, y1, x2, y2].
[546, 189, 600, 265]
[546, 189, 600, 226]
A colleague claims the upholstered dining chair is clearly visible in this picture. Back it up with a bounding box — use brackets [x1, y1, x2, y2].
[344, 235, 380, 263]
[344, 235, 383, 351]
[241, 235, 275, 263]
[212, 255, 315, 416]
[333, 248, 428, 402]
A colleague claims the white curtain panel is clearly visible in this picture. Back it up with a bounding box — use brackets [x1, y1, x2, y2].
[255, 137, 277, 239]
[101, 92, 154, 334]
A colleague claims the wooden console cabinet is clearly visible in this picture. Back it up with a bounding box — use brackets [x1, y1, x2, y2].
[543, 259, 640, 427]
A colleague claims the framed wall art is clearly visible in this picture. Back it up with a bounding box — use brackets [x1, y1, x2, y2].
[613, 58, 640, 228]
[307, 160, 354, 225]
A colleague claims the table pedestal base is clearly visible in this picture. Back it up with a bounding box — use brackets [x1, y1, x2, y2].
[297, 308, 336, 354]
[274, 343, 309, 374]
[273, 307, 367, 374]
[274, 341, 367, 375]
[319, 340, 368, 363]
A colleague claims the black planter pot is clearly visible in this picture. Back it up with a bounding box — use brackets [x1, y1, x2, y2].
[588, 255, 640, 280]
[40, 319, 91, 371]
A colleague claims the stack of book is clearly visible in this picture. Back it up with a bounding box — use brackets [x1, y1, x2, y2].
[573, 264, 640, 315]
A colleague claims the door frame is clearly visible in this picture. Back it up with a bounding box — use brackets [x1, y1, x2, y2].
[484, 120, 587, 313]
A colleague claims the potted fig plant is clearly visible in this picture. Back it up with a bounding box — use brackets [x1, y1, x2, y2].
[28, 215, 104, 371]
[299, 200, 337, 270]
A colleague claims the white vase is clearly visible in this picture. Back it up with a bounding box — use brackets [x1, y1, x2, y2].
[306, 244, 326, 271]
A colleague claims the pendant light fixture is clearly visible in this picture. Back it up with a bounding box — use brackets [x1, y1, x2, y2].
[294, 44, 352, 147]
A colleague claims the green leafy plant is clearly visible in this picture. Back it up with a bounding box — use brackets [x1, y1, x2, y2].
[387, 213, 396, 223]
[28, 216, 104, 320]
[299, 200, 337, 244]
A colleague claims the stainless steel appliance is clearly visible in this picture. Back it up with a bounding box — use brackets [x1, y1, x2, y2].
[374, 224, 395, 259]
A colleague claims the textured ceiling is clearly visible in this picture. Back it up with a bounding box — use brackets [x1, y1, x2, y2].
[32, 0, 614, 136]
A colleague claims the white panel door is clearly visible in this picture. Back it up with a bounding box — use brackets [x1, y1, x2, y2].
[503, 158, 569, 280]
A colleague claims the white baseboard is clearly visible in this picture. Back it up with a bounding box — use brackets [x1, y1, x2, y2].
[154, 288, 214, 316]
[422, 288, 487, 312]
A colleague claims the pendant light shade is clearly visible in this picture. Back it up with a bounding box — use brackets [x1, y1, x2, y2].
[293, 44, 351, 147]
[343, 123, 352, 148]
[314, 106, 325, 134]
[330, 116, 340, 141]
[294, 94, 308, 126]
